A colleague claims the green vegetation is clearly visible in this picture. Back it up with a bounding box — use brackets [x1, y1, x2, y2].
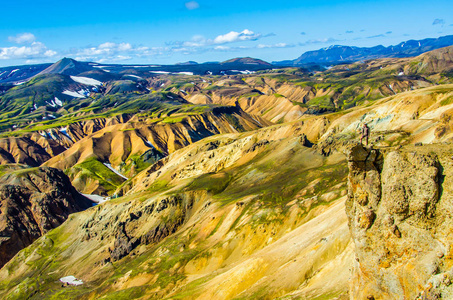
[0, 164, 27, 177]
[187, 172, 231, 195]
[67, 158, 126, 193]
[0, 92, 212, 138]
[239, 92, 262, 99]
[307, 95, 333, 107]
[224, 114, 244, 131]
[440, 96, 453, 106]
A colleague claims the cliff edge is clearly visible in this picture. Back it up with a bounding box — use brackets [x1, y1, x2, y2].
[345, 143, 453, 299]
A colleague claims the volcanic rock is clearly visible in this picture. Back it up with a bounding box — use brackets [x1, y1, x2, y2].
[345, 144, 453, 298]
[0, 166, 92, 268]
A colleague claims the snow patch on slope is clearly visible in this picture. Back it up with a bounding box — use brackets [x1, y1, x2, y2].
[59, 127, 73, 141]
[63, 90, 87, 98]
[70, 76, 102, 86]
[125, 74, 143, 79]
[82, 193, 108, 204]
[60, 276, 83, 286]
[145, 141, 155, 148]
[151, 71, 170, 74]
[103, 163, 129, 180]
[55, 97, 63, 106]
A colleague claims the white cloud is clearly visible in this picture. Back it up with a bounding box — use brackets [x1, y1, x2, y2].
[0, 41, 57, 60]
[73, 42, 165, 63]
[99, 42, 116, 49]
[174, 29, 264, 51]
[183, 36, 207, 47]
[299, 37, 341, 46]
[8, 33, 36, 44]
[97, 55, 132, 63]
[213, 29, 261, 44]
[257, 43, 293, 49]
[76, 42, 135, 57]
[118, 43, 132, 51]
[214, 46, 230, 50]
[66, 29, 273, 63]
[44, 49, 58, 57]
[185, 1, 200, 10]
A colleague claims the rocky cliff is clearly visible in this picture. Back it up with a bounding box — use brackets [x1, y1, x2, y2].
[345, 144, 453, 299]
[0, 167, 92, 268]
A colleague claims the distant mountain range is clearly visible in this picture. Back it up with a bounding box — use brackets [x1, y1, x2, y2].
[1, 35, 453, 85]
[0, 57, 273, 84]
[275, 35, 453, 65]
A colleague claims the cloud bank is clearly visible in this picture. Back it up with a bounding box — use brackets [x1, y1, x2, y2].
[1, 33, 56, 61]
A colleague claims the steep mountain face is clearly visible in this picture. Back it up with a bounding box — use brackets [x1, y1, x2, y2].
[0, 136, 53, 166]
[120, 121, 327, 196]
[345, 144, 453, 299]
[284, 35, 453, 65]
[0, 166, 92, 269]
[39, 114, 133, 149]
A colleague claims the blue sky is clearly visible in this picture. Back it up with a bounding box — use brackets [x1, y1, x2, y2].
[0, 0, 452, 67]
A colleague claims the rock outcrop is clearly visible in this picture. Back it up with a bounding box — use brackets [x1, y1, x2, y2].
[0, 167, 92, 268]
[105, 193, 194, 262]
[346, 144, 453, 299]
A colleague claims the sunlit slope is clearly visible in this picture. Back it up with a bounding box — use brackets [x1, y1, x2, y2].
[318, 84, 453, 145]
[0, 122, 351, 299]
[43, 107, 269, 194]
[176, 46, 453, 121]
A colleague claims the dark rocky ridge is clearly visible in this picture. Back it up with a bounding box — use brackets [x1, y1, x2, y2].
[0, 167, 92, 268]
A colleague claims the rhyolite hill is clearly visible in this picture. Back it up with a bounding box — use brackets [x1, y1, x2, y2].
[0, 43, 452, 299]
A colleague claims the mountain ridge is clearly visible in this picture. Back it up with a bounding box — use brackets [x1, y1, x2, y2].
[274, 34, 453, 65]
[1, 35, 452, 85]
